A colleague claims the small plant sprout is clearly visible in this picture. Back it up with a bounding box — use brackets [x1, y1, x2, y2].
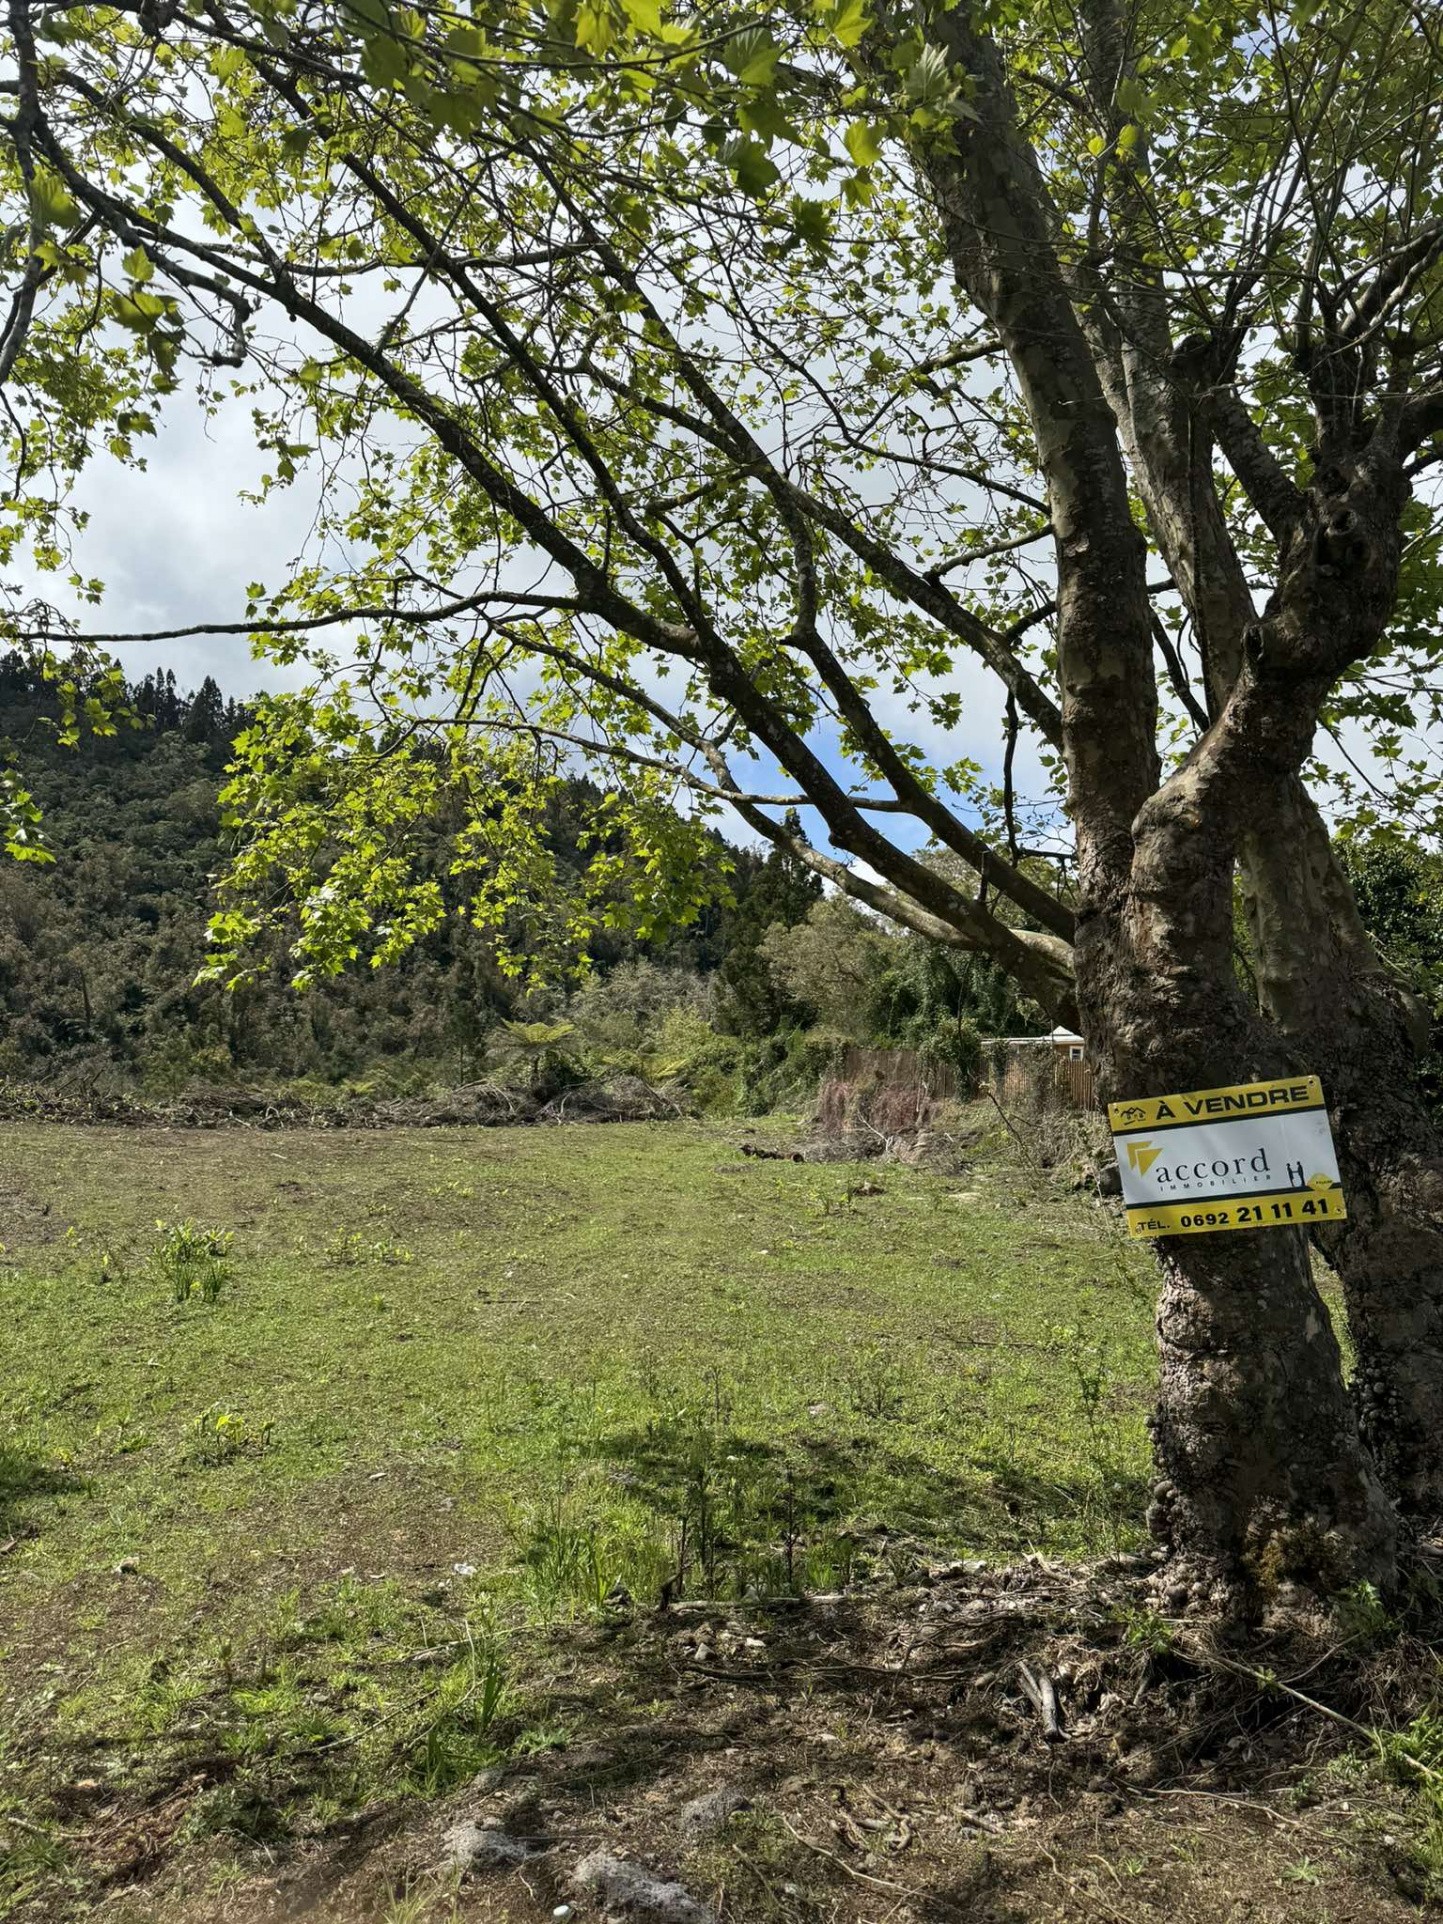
[188, 1406, 270, 1467]
[1281, 1856, 1325, 1885]
[155, 1220, 234, 1303]
[1115, 1602, 1174, 1655]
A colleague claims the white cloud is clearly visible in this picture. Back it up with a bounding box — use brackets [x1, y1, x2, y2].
[17, 396, 322, 698]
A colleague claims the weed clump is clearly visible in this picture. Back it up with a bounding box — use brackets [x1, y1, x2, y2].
[325, 1229, 415, 1266]
[1371, 1708, 1443, 1901]
[187, 1405, 269, 1466]
[154, 1219, 233, 1303]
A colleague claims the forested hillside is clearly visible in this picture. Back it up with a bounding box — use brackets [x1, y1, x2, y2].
[0, 657, 728, 1088]
[0, 658, 1035, 1100]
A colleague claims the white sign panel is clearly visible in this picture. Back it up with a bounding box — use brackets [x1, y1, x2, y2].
[1108, 1075, 1346, 1239]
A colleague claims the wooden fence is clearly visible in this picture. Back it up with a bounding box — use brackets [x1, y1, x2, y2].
[991, 1043, 1099, 1115]
[830, 1041, 1098, 1113]
[1054, 1056, 1099, 1113]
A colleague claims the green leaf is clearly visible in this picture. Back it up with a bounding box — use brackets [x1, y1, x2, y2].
[575, 0, 615, 55]
[109, 289, 169, 332]
[827, 0, 870, 48]
[122, 245, 154, 284]
[727, 136, 780, 196]
[723, 28, 781, 86]
[360, 29, 410, 86]
[620, 0, 661, 35]
[739, 91, 802, 146]
[843, 119, 884, 168]
[29, 174, 79, 231]
[788, 194, 834, 252]
[343, 0, 392, 28]
[429, 91, 484, 134]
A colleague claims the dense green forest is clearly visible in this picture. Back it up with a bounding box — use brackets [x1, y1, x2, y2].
[0, 658, 1036, 1104]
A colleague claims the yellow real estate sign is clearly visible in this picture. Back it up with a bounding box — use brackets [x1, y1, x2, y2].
[1107, 1074, 1347, 1239]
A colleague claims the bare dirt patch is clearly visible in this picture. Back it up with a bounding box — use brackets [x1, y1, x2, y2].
[0, 1177, 62, 1243]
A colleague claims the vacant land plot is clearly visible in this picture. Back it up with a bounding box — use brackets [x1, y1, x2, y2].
[0, 1122, 1430, 1921]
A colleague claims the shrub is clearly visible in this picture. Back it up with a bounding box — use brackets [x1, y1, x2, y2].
[737, 1028, 843, 1117]
[648, 1006, 742, 1111]
[567, 960, 713, 1066]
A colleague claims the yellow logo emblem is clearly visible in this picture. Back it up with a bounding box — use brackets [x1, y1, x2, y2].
[1126, 1140, 1161, 1175]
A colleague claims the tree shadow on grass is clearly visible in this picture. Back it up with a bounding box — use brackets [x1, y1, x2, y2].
[969, 1450, 1151, 1549]
[0, 1442, 83, 1537]
[590, 1417, 1147, 1592]
[594, 1418, 973, 1541]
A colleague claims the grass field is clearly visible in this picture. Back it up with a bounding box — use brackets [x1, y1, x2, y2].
[0, 1117, 1185, 1919]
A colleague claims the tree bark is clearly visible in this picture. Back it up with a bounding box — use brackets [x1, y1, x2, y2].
[1150, 1228, 1398, 1601]
[1243, 792, 1443, 1519]
[1083, 296, 1443, 1522]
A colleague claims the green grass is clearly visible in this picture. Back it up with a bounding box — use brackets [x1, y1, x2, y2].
[0, 1116, 1157, 1911]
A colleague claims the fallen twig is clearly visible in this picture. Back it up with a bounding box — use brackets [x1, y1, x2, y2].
[1018, 1660, 1062, 1740]
[1140, 1787, 1308, 1829]
[660, 1594, 841, 1616]
[777, 1812, 971, 1918]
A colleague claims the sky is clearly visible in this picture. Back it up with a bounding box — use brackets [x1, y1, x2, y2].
[31, 402, 325, 700]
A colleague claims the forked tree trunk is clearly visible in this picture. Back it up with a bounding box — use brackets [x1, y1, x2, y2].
[1061, 0, 1443, 1526]
[1092, 793, 1398, 1602]
[906, 5, 1398, 1597]
[1095, 339, 1443, 1522]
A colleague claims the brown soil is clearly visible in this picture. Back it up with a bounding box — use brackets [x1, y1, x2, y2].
[76, 1557, 1438, 1923]
[0, 1178, 62, 1242]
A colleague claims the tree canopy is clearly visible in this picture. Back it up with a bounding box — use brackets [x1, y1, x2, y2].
[6, 0, 1432, 1005]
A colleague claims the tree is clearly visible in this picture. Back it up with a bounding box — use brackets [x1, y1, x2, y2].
[183, 673, 227, 746]
[715, 816, 823, 1036]
[757, 890, 1022, 1064]
[7, 0, 1443, 1601]
[495, 1016, 578, 1089]
[759, 893, 893, 1037]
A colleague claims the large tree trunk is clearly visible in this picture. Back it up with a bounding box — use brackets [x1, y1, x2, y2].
[1150, 1230, 1398, 1602]
[1063, 0, 1443, 1525]
[1085, 309, 1443, 1524]
[904, 6, 1397, 1597]
[1099, 750, 1398, 1601]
